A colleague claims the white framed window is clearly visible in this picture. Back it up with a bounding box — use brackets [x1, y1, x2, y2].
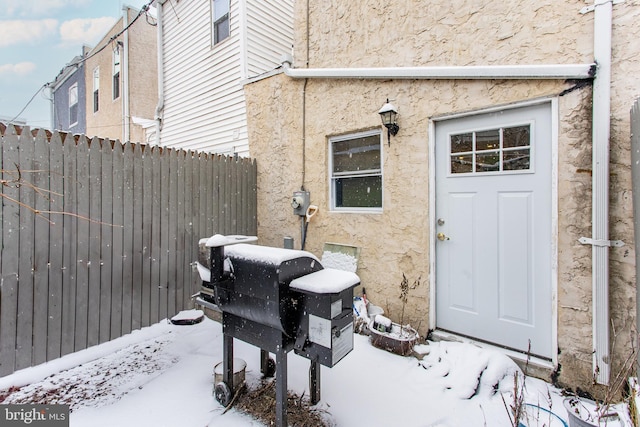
[92, 67, 100, 113]
[113, 46, 121, 100]
[329, 130, 383, 211]
[212, 0, 230, 45]
[68, 82, 78, 127]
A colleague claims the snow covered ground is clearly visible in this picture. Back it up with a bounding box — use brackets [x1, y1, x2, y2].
[0, 311, 630, 426]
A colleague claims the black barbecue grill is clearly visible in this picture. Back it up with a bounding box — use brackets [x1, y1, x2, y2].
[197, 235, 359, 427]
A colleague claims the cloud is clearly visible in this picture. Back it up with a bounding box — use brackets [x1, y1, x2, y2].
[0, 19, 58, 47]
[59, 17, 117, 47]
[3, 0, 91, 18]
[0, 62, 37, 76]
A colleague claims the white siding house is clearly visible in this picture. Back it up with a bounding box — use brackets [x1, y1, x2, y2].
[157, 0, 293, 156]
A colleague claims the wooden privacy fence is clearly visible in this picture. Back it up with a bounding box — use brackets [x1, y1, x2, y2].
[0, 124, 257, 376]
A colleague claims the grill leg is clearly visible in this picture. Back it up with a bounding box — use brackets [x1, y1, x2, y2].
[260, 349, 268, 374]
[260, 349, 276, 377]
[275, 348, 287, 427]
[223, 333, 234, 394]
[310, 360, 321, 405]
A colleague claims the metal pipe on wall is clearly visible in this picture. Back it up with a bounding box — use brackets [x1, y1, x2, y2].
[590, 0, 614, 386]
[631, 98, 640, 379]
[282, 57, 595, 80]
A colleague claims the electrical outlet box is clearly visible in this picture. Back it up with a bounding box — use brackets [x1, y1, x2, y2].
[291, 191, 310, 216]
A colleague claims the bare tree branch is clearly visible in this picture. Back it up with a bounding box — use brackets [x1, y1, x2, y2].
[1, 166, 123, 228]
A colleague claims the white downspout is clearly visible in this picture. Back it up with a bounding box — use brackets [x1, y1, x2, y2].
[154, 0, 166, 145]
[122, 6, 131, 143]
[589, 0, 614, 386]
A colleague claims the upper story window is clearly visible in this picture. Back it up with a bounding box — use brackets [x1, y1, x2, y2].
[212, 0, 230, 45]
[113, 45, 121, 100]
[92, 67, 100, 113]
[68, 83, 78, 127]
[329, 130, 383, 211]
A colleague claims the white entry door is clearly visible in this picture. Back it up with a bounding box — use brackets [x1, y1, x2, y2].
[435, 102, 553, 359]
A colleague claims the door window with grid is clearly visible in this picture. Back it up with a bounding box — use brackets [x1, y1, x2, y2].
[449, 125, 532, 175]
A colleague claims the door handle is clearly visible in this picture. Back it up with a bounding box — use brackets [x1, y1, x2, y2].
[437, 232, 450, 241]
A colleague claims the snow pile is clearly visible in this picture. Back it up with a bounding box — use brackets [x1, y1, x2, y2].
[196, 261, 210, 281]
[372, 314, 392, 332]
[204, 234, 258, 247]
[226, 243, 319, 266]
[289, 268, 359, 294]
[321, 250, 358, 272]
[418, 341, 521, 400]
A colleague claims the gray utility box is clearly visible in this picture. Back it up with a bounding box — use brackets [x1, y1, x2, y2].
[291, 190, 310, 216]
[197, 235, 359, 427]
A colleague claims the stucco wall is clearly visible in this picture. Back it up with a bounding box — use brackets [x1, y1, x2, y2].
[246, 75, 568, 370]
[294, 0, 593, 69]
[245, 0, 640, 396]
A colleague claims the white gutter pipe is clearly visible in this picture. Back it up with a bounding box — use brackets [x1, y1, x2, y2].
[154, 0, 166, 145]
[281, 56, 596, 80]
[589, 0, 614, 386]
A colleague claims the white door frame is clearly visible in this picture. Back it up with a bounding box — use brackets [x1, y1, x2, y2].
[428, 97, 559, 368]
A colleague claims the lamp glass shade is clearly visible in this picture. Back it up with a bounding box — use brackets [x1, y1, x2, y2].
[378, 102, 398, 126]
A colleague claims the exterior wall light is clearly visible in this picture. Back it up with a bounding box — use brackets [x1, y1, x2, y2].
[378, 99, 399, 145]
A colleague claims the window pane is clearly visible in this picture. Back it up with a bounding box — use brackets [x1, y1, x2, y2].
[69, 104, 78, 126]
[332, 135, 380, 173]
[503, 125, 530, 148]
[214, 0, 229, 19]
[93, 67, 99, 112]
[451, 154, 473, 174]
[476, 129, 500, 151]
[335, 176, 382, 208]
[450, 133, 472, 153]
[215, 19, 229, 42]
[69, 84, 78, 105]
[113, 49, 120, 73]
[503, 149, 530, 171]
[113, 72, 120, 100]
[475, 151, 500, 172]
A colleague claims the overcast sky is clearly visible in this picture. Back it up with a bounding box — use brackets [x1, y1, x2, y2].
[0, 0, 153, 129]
